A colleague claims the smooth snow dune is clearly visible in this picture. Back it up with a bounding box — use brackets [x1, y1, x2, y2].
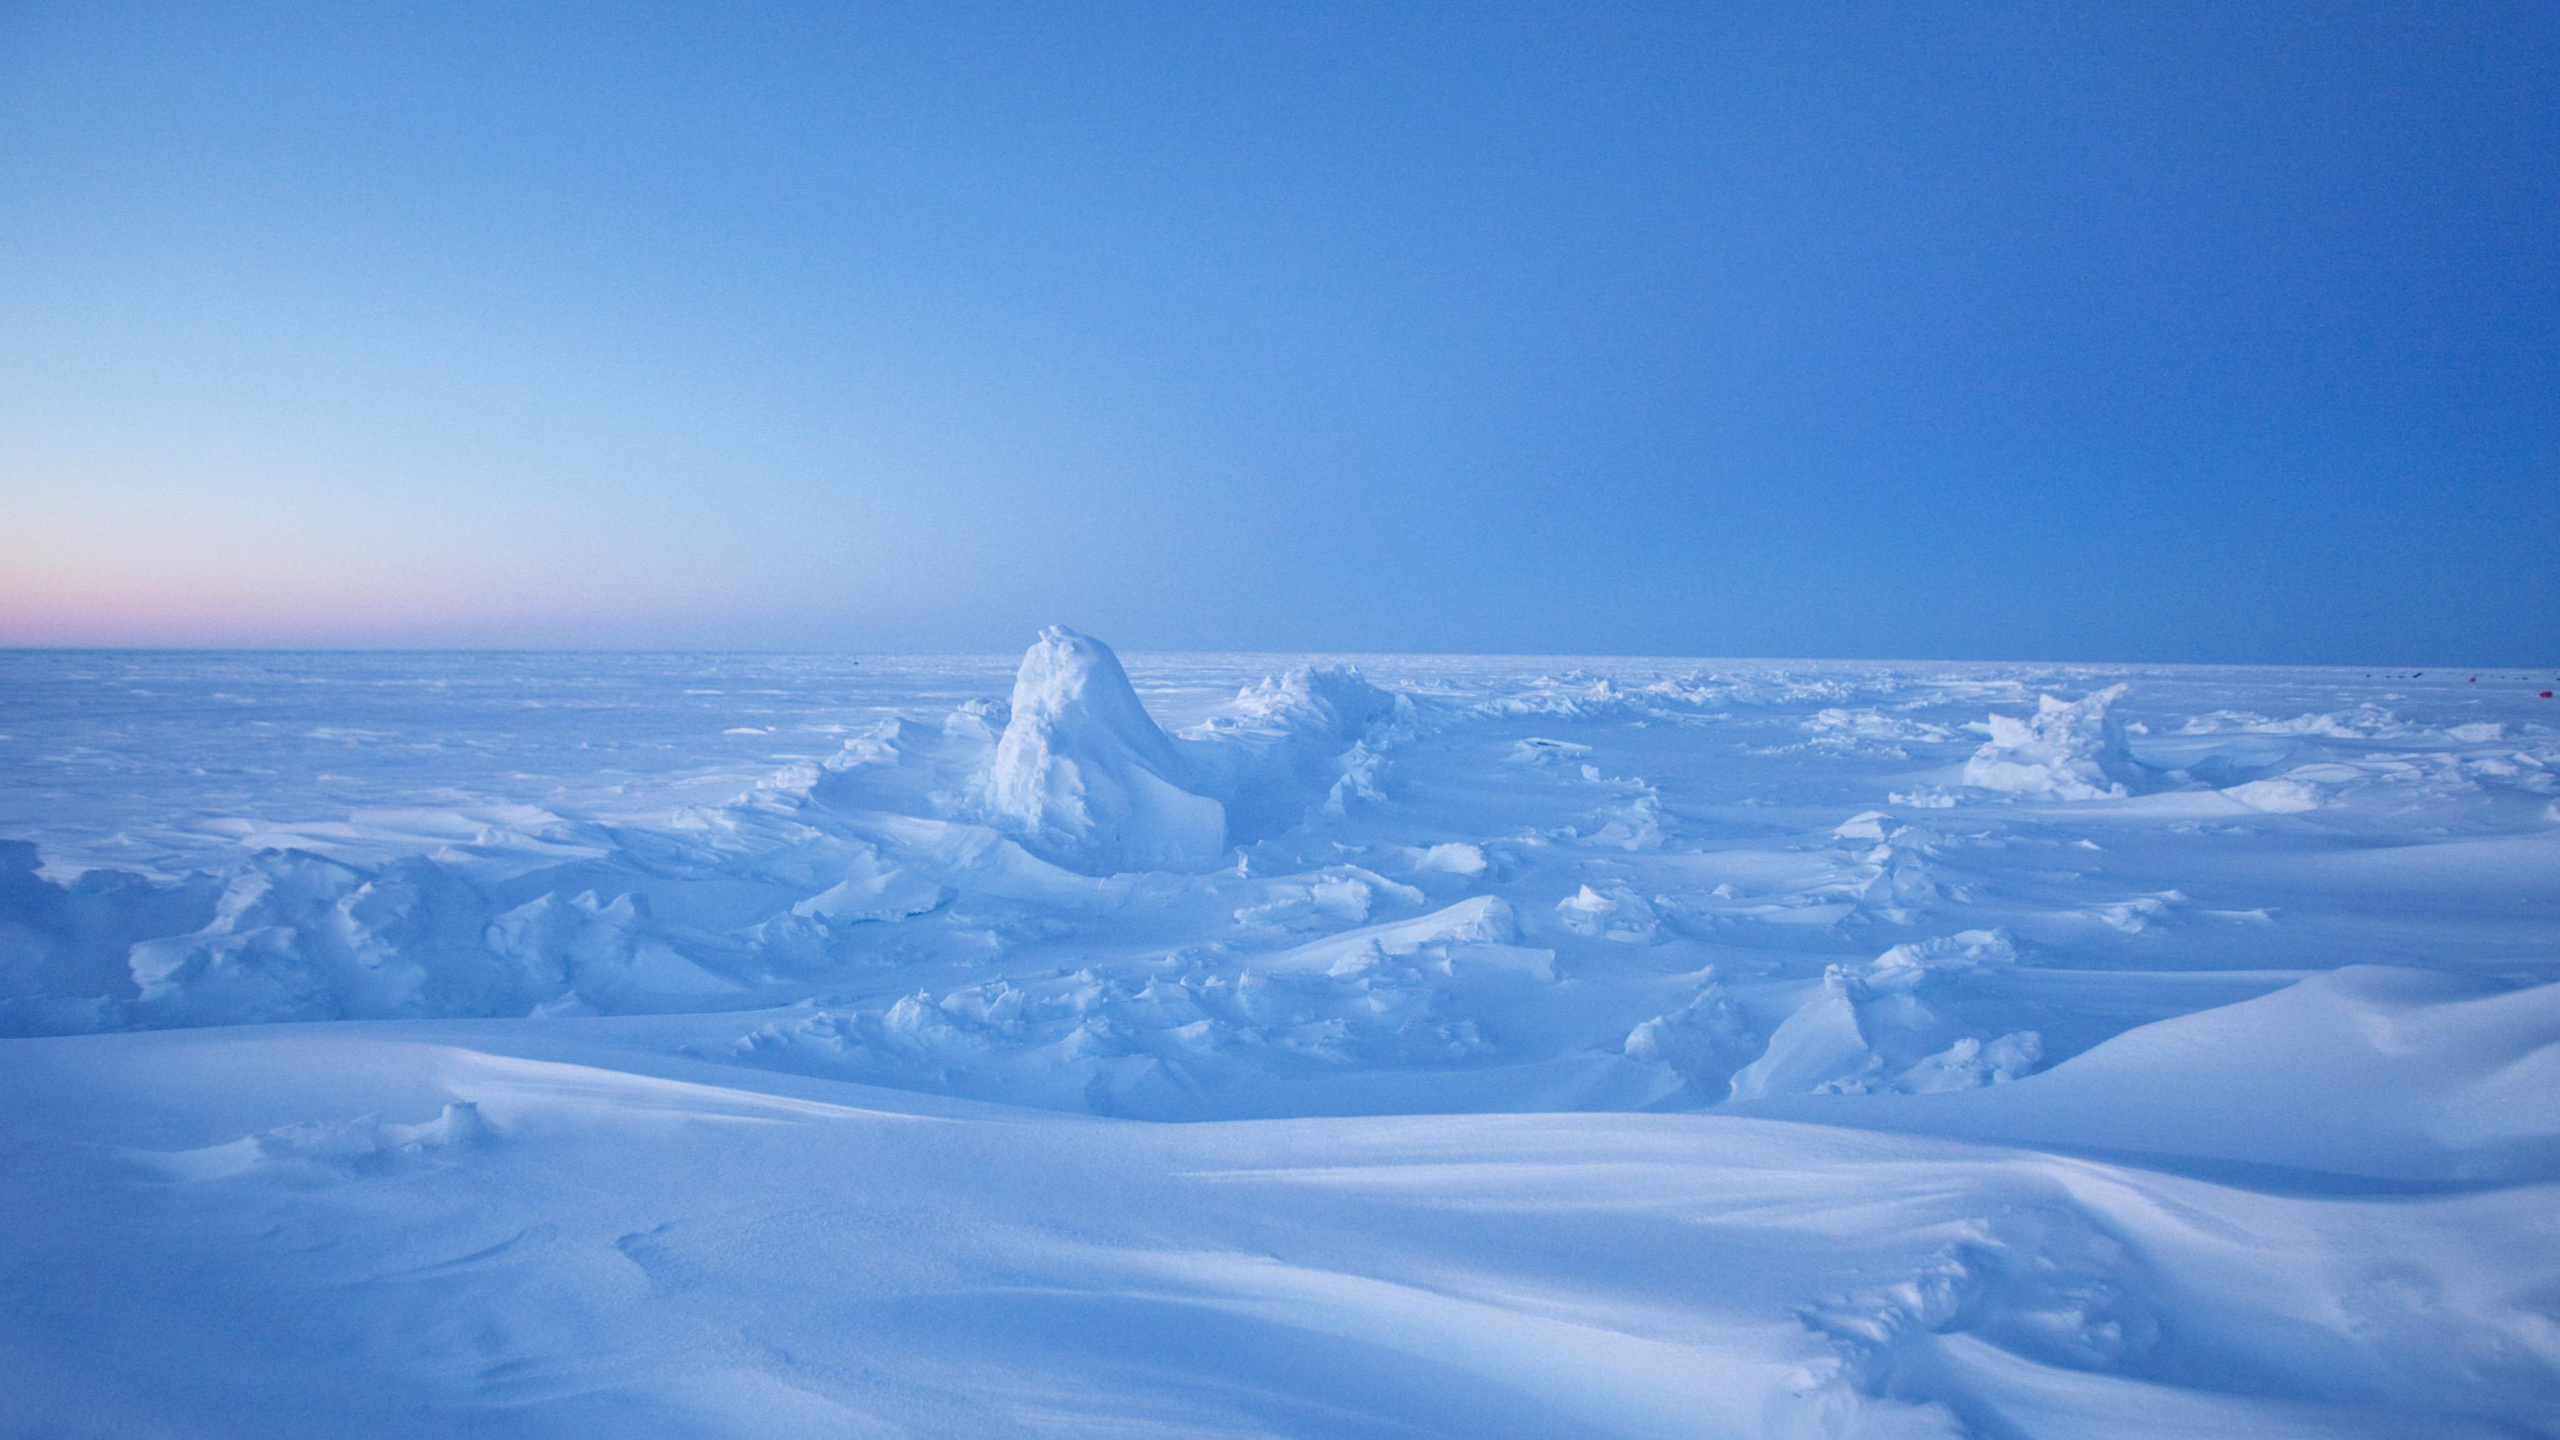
[1751, 965, 2560, 1184]
[2, 1024, 2552, 1440]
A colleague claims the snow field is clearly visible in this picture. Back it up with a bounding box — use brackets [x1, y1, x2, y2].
[2, 636, 2557, 1435]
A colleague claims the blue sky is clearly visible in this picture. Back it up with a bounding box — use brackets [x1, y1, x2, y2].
[3, 2, 2553, 661]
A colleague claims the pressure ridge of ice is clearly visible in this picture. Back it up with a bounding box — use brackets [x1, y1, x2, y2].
[977, 625, 1231, 873]
[2, 638, 2557, 1438]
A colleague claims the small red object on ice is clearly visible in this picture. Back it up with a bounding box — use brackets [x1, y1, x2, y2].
[2544, 691, 2555, 699]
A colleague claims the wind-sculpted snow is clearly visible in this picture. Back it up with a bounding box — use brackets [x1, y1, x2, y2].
[1960, 684, 2132, 799]
[2, 643, 2557, 1435]
[977, 625, 1230, 873]
[975, 627, 1405, 873]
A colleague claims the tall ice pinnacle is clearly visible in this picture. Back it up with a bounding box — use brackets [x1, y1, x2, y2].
[979, 627, 1228, 874]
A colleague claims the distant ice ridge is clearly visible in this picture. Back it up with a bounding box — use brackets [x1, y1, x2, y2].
[0, 629, 1416, 1038]
[2, 638, 2556, 1134]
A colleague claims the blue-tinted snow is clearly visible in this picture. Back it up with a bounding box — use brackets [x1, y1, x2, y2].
[2, 638, 2556, 1437]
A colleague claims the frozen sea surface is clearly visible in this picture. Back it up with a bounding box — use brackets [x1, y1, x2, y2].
[3, 638, 2557, 1437]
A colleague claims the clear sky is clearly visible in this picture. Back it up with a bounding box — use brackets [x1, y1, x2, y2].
[2, 3, 2553, 662]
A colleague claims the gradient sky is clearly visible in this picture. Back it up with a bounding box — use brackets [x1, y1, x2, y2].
[3, 3, 2554, 662]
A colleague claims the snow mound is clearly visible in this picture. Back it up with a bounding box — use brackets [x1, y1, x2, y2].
[972, 630, 1403, 874]
[1187, 662, 1404, 834]
[1964, 686, 2132, 800]
[1555, 881, 1659, 942]
[1623, 974, 1758, 1097]
[1260, 895, 1549, 980]
[163, 1101, 491, 1181]
[1729, 931, 2041, 1100]
[1840, 966, 2560, 1182]
[976, 627, 1230, 875]
[731, 895, 1548, 1117]
[1796, 706, 1959, 757]
[2219, 777, 2324, 812]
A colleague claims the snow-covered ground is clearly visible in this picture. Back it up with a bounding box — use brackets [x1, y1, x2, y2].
[4, 635, 2556, 1437]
